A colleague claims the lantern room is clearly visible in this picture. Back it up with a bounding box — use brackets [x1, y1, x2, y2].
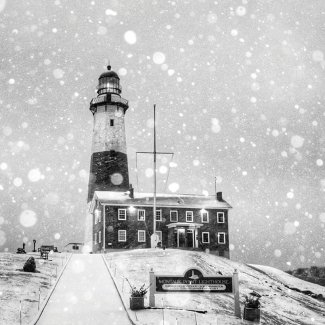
[97, 65, 121, 95]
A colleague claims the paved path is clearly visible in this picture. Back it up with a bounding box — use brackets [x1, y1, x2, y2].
[36, 254, 131, 325]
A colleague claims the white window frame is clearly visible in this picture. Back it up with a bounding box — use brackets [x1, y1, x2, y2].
[99, 231, 102, 243]
[156, 209, 162, 221]
[202, 232, 210, 244]
[218, 232, 226, 244]
[156, 231, 162, 243]
[95, 209, 101, 223]
[138, 230, 146, 242]
[138, 209, 145, 221]
[118, 230, 127, 242]
[201, 211, 209, 223]
[118, 209, 127, 220]
[170, 210, 178, 222]
[94, 232, 98, 244]
[186, 211, 193, 222]
[217, 212, 225, 223]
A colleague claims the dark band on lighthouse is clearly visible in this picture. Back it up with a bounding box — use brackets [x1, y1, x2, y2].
[87, 66, 130, 202]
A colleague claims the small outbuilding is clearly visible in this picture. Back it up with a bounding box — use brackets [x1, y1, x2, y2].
[65, 242, 84, 253]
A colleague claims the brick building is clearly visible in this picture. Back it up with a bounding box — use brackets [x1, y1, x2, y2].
[87, 65, 232, 257]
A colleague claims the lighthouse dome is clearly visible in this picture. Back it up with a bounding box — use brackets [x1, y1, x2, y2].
[97, 65, 121, 95]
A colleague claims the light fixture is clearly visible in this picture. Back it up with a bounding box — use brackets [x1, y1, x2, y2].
[129, 206, 136, 213]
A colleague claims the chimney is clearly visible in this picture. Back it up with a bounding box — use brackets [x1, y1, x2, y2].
[129, 184, 134, 199]
[216, 192, 223, 201]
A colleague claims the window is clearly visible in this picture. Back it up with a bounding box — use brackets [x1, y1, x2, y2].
[118, 209, 126, 220]
[99, 231, 102, 243]
[94, 232, 98, 244]
[156, 231, 162, 243]
[72, 245, 79, 250]
[110, 119, 114, 126]
[170, 210, 178, 222]
[186, 211, 193, 222]
[218, 232, 226, 244]
[202, 232, 210, 243]
[201, 210, 209, 223]
[138, 209, 145, 221]
[217, 212, 225, 223]
[95, 209, 101, 223]
[156, 209, 162, 221]
[118, 230, 127, 242]
[138, 230, 146, 242]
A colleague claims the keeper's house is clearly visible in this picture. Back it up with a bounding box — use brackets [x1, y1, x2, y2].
[89, 190, 231, 257]
[87, 65, 232, 258]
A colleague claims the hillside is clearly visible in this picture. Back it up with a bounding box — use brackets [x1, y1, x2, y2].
[0, 252, 65, 325]
[105, 249, 325, 325]
[286, 267, 325, 287]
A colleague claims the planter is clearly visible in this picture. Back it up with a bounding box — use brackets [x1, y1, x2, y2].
[130, 296, 145, 310]
[243, 307, 260, 322]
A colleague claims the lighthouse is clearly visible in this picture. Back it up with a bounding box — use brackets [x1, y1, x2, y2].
[87, 65, 130, 202]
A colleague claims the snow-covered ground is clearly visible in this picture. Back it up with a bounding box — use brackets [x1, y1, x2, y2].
[105, 249, 325, 325]
[1, 250, 324, 324]
[0, 252, 67, 325]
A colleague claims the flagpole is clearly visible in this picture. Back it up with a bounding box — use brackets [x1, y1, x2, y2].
[153, 104, 157, 245]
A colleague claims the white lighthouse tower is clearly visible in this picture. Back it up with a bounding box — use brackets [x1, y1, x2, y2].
[87, 65, 130, 203]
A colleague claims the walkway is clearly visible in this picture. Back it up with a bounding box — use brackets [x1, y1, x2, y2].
[36, 254, 131, 325]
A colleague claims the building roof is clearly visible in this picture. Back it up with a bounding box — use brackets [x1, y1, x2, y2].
[64, 243, 84, 247]
[90, 191, 232, 211]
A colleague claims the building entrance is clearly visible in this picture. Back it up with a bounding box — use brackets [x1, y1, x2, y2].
[173, 228, 194, 248]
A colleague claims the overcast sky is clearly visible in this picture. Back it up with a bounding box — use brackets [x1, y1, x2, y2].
[0, 0, 324, 270]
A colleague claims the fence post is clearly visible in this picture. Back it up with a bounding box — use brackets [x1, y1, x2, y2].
[19, 299, 22, 325]
[149, 268, 156, 307]
[38, 288, 41, 310]
[233, 269, 241, 318]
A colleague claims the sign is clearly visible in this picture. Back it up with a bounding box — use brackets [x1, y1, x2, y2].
[156, 268, 232, 293]
[149, 267, 241, 319]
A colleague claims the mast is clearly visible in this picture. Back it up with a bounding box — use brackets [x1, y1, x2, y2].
[153, 104, 157, 239]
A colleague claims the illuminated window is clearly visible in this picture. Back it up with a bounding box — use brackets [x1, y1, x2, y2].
[118, 230, 126, 242]
[138, 230, 146, 242]
[138, 209, 145, 221]
[186, 211, 193, 222]
[118, 209, 126, 220]
[201, 211, 209, 223]
[170, 210, 178, 222]
[99, 231, 102, 243]
[202, 232, 210, 243]
[94, 232, 98, 244]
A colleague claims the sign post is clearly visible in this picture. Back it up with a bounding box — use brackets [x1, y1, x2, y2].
[149, 268, 156, 307]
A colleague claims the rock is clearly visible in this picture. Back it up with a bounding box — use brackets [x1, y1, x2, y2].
[23, 257, 36, 273]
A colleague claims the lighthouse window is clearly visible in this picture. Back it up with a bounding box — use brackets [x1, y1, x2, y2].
[170, 211, 178, 222]
[118, 230, 127, 242]
[138, 230, 146, 242]
[202, 232, 210, 244]
[218, 232, 226, 244]
[138, 210, 145, 221]
[110, 119, 114, 126]
[217, 212, 225, 223]
[118, 209, 126, 220]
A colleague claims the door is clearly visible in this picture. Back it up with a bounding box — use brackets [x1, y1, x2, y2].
[187, 229, 194, 248]
[178, 229, 186, 247]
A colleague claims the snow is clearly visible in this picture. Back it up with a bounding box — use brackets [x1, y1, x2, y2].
[105, 249, 325, 325]
[0, 252, 65, 325]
